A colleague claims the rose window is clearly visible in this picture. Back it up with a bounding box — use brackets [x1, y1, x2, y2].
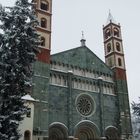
[76, 94, 95, 117]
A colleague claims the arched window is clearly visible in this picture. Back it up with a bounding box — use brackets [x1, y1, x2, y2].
[116, 42, 121, 52]
[114, 28, 119, 37]
[79, 79, 82, 88]
[118, 58, 122, 66]
[51, 74, 56, 84]
[58, 75, 61, 85]
[41, 18, 47, 28]
[105, 29, 111, 39]
[89, 82, 92, 91]
[92, 82, 95, 91]
[26, 108, 31, 118]
[50, 73, 52, 83]
[103, 84, 107, 93]
[41, 37, 45, 46]
[82, 80, 85, 89]
[24, 130, 31, 140]
[64, 79, 67, 86]
[74, 79, 78, 88]
[40, 0, 49, 11]
[107, 43, 111, 53]
[108, 57, 113, 67]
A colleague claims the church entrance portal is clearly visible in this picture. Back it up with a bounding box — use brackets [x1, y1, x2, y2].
[49, 122, 68, 140]
[74, 120, 100, 140]
[105, 126, 119, 140]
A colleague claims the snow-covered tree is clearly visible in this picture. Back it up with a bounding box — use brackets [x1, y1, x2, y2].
[132, 99, 140, 140]
[132, 98, 140, 117]
[131, 113, 140, 140]
[0, 0, 39, 139]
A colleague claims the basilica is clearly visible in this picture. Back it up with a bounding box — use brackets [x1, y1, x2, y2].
[20, 0, 133, 140]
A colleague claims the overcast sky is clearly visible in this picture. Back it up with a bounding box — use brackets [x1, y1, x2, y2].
[0, 0, 140, 103]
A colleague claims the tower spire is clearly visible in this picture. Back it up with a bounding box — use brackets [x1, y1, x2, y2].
[106, 10, 116, 24]
[82, 31, 85, 39]
[80, 31, 86, 46]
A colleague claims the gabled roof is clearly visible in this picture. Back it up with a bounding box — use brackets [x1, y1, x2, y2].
[51, 46, 113, 75]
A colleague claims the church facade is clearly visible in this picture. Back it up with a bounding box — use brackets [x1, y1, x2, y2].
[21, 0, 133, 140]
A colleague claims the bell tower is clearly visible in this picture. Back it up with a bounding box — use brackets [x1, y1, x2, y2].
[31, 1, 52, 138]
[103, 12, 125, 71]
[34, 0, 52, 63]
[103, 12, 133, 140]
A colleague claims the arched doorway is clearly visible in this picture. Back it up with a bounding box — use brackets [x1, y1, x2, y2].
[49, 122, 68, 140]
[74, 120, 100, 140]
[105, 126, 120, 140]
[24, 130, 31, 140]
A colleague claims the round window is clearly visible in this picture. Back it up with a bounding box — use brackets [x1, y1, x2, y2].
[75, 93, 96, 117]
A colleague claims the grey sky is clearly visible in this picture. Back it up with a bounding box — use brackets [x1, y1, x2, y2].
[0, 0, 140, 103]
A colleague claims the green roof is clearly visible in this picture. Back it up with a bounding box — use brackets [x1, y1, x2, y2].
[51, 46, 113, 75]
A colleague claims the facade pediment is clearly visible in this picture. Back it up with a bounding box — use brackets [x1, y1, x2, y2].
[51, 46, 113, 75]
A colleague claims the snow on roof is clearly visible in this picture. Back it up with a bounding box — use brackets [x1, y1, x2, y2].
[75, 120, 99, 130]
[68, 70, 73, 73]
[22, 94, 35, 101]
[49, 122, 68, 130]
[97, 76, 103, 80]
